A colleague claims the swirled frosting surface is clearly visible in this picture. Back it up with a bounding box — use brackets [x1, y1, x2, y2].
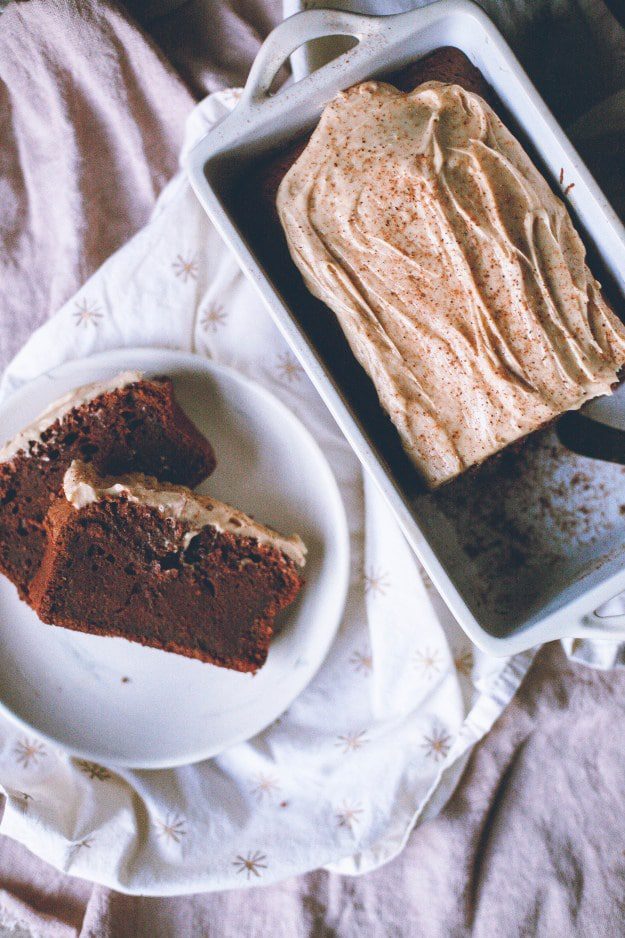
[277, 80, 625, 487]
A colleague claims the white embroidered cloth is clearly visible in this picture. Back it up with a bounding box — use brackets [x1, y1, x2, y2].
[0, 91, 534, 893]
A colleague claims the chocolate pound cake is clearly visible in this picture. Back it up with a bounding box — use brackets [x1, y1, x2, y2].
[242, 48, 625, 490]
[30, 461, 306, 672]
[276, 66, 625, 487]
[0, 372, 215, 600]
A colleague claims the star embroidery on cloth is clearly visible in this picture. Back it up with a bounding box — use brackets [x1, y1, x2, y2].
[363, 567, 390, 597]
[335, 730, 370, 754]
[349, 649, 373, 675]
[421, 727, 452, 762]
[335, 801, 364, 830]
[200, 302, 228, 333]
[454, 649, 473, 677]
[155, 813, 187, 844]
[66, 835, 96, 866]
[275, 352, 302, 384]
[233, 850, 268, 880]
[14, 738, 46, 768]
[250, 772, 281, 803]
[73, 299, 103, 327]
[76, 760, 112, 781]
[172, 253, 198, 282]
[14, 791, 34, 809]
[413, 646, 444, 678]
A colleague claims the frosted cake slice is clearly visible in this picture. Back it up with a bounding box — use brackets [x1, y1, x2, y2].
[0, 372, 215, 599]
[30, 461, 306, 672]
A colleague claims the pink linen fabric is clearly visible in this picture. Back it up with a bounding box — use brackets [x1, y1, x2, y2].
[1, 0, 625, 935]
[0, 0, 193, 368]
[2, 644, 625, 936]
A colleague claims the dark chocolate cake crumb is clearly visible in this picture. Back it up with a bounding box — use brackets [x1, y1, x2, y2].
[0, 376, 215, 601]
[30, 485, 304, 673]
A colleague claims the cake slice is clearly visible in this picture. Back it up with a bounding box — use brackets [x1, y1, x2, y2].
[30, 461, 306, 672]
[0, 372, 215, 600]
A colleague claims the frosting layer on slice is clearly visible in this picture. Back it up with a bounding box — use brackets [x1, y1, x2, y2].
[0, 371, 143, 463]
[64, 461, 307, 567]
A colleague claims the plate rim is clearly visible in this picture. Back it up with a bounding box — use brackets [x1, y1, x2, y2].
[0, 347, 351, 769]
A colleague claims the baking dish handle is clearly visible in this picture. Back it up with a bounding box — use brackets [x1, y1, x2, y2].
[576, 599, 625, 640]
[239, 8, 384, 107]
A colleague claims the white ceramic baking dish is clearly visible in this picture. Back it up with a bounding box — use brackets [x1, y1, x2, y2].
[187, 0, 625, 655]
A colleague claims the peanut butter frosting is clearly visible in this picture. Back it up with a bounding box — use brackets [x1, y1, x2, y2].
[277, 80, 625, 487]
[64, 461, 307, 567]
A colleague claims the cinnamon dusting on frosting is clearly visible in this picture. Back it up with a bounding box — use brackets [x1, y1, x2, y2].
[277, 80, 625, 487]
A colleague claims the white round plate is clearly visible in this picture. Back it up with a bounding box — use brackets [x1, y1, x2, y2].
[0, 349, 349, 768]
